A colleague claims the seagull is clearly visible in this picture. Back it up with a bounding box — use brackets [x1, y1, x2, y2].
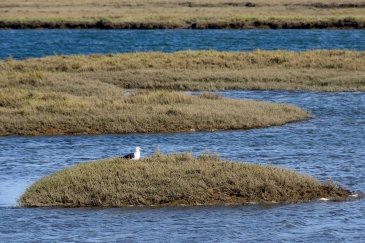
[122, 146, 141, 160]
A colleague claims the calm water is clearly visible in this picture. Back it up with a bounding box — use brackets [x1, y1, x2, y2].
[0, 29, 364, 59]
[1, 91, 364, 242]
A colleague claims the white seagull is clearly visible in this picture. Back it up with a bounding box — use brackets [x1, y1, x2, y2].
[122, 146, 141, 160]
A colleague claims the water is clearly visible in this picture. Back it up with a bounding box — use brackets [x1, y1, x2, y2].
[1, 91, 364, 242]
[0, 29, 364, 59]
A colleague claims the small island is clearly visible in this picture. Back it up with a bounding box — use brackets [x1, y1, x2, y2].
[20, 153, 351, 207]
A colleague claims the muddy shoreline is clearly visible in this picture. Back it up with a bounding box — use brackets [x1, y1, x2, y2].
[1, 18, 364, 29]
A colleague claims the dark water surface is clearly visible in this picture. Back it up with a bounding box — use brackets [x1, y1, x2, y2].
[0, 29, 364, 59]
[1, 91, 364, 242]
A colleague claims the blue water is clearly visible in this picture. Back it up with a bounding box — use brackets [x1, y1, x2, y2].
[0, 29, 364, 59]
[1, 91, 364, 242]
[1, 28, 365, 241]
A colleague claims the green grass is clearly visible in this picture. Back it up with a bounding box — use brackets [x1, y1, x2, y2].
[20, 153, 351, 207]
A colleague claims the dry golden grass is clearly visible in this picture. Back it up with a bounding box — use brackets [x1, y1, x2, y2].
[19, 153, 351, 207]
[4, 49, 364, 135]
[2, 50, 364, 92]
[0, 88, 308, 135]
[0, 0, 364, 28]
[0, 86, 309, 135]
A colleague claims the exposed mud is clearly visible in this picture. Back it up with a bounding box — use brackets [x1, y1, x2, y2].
[0, 18, 364, 29]
[293, 2, 365, 8]
[178, 1, 256, 7]
[177, 2, 365, 9]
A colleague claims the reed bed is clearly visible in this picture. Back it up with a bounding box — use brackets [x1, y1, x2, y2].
[1, 0, 364, 29]
[20, 153, 351, 207]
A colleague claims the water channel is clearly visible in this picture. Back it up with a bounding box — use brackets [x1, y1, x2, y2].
[0, 29, 364, 242]
[1, 90, 364, 242]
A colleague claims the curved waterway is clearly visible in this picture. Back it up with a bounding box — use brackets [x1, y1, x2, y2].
[0, 29, 364, 59]
[0, 91, 364, 242]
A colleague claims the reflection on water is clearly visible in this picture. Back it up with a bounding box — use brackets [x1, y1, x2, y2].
[0, 91, 364, 241]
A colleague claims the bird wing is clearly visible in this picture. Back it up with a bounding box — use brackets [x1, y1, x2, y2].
[122, 153, 134, 159]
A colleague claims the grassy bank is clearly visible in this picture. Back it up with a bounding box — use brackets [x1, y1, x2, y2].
[1, 18, 363, 29]
[20, 153, 351, 207]
[2, 50, 364, 91]
[4, 50, 364, 135]
[1, 0, 364, 29]
[0, 88, 309, 135]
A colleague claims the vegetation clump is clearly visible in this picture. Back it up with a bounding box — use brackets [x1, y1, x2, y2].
[20, 153, 351, 207]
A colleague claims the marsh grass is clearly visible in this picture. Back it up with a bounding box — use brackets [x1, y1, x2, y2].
[0, 87, 308, 135]
[1, 0, 364, 29]
[2, 50, 331, 136]
[19, 153, 351, 207]
[2, 50, 364, 135]
[2, 50, 364, 91]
